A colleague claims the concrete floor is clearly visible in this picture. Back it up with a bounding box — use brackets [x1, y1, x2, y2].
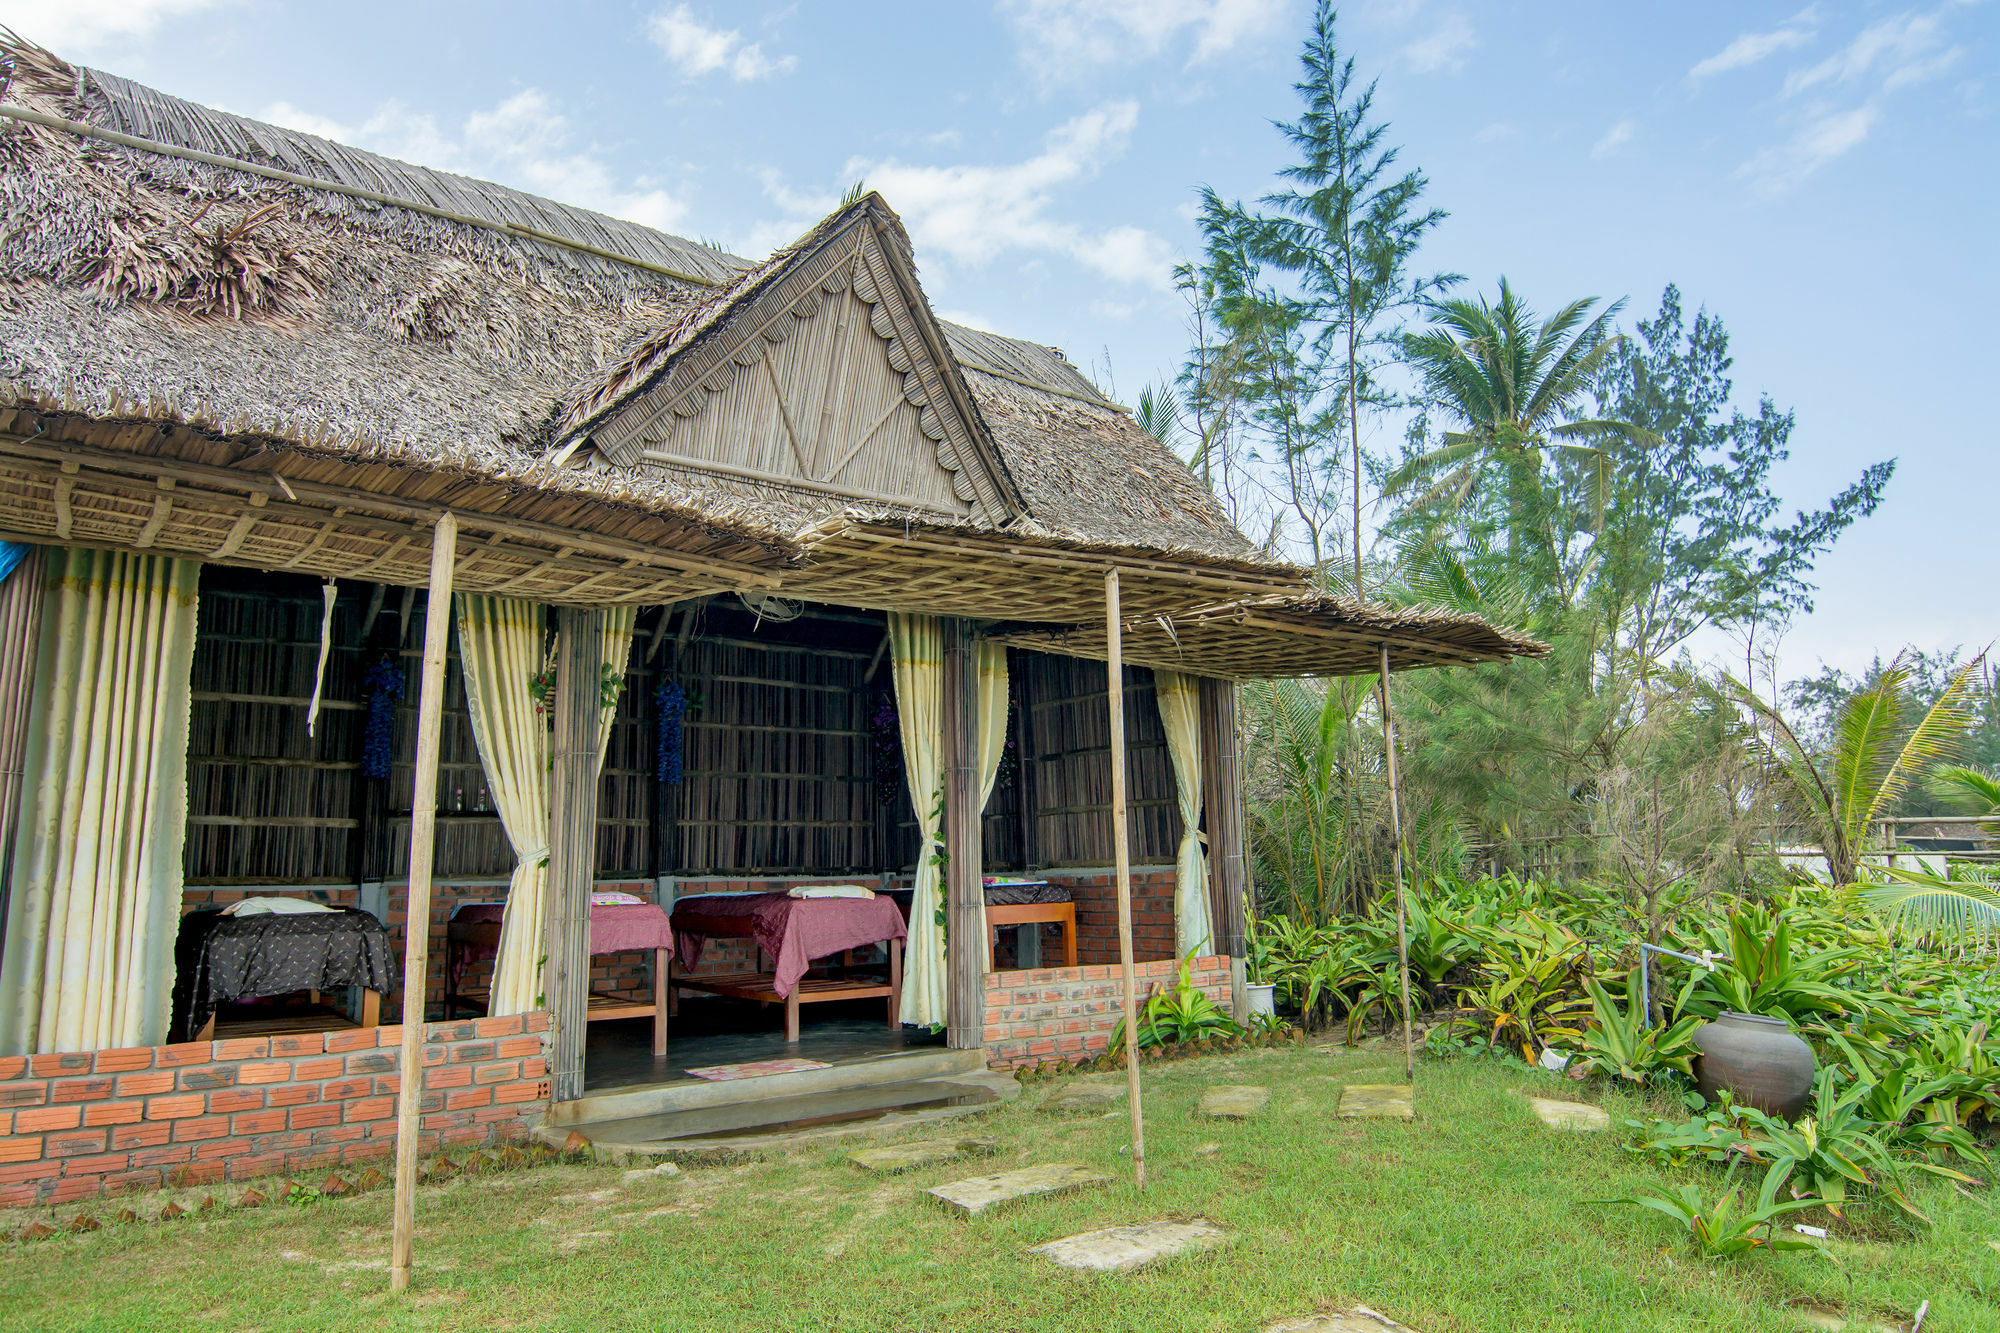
[583, 994, 945, 1092]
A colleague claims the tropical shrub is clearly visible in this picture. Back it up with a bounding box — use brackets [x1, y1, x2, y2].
[1600, 1180, 1828, 1260]
[1110, 954, 1242, 1055]
[1564, 971, 1703, 1087]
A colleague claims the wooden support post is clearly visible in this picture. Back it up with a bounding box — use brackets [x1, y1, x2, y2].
[1106, 570, 1147, 1190]
[942, 617, 984, 1050]
[1379, 643, 1414, 1085]
[1199, 675, 1251, 1019]
[546, 608, 605, 1103]
[1198, 676, 1248, 957]
[389, 512, 456, 1295]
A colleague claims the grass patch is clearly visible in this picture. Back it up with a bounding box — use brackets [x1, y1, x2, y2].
[5, 1046, 1996, 1331]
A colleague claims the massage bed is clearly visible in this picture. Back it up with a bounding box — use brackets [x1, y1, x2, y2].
[668, 891, 907, 1042]
[445, 897, 675, 1056]
[171, 904, 392, 1042]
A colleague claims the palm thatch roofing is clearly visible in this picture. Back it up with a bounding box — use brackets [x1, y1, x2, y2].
[0, 34, 1541, 678]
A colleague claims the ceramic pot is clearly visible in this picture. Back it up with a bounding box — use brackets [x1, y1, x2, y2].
[1693, 1011, 1815, 1119]
[1246, 983, 1277, 1018]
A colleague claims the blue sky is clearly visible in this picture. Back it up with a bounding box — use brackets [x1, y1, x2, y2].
[8, 1, 1993, 683]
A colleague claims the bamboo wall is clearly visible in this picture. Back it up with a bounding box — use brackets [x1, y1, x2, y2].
[1015, 652, 1180, 867]
[182, 578, 1167, 885]
[185, 578, 366, 884]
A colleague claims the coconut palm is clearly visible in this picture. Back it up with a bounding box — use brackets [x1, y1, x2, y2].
[1858, 866, 2000, 940]
[1732, 652, 1985, 887]
[1388, 280, 1656, 603]
[1931, 764, 2000, 822]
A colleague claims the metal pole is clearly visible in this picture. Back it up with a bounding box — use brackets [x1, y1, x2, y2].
[1107, 570, 1147, 1189]
[390, 512, 456, 1293]
[1379, 643, 1414, 1084]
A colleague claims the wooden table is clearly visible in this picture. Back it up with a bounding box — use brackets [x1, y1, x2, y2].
[987, 900, 1079, 969]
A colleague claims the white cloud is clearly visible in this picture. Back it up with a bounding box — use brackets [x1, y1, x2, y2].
[258, 90, 687, 232]
[1399, 12, 1476, 74]
[744, 102, 1171, 288]
[997, 0, 1287, 79]
[1472, 121, 1516, 144]
[1784, 10, 1958, 96]
[1730, 5, 1970, 197]
[2, 0, 227, 56]
[1689, 7, 1820, 81]
[1736, 103, 1877, 194]
[844, 100, 1173, 288]
[644, 4, 795, 82]
[1591, 118, 1636, 159]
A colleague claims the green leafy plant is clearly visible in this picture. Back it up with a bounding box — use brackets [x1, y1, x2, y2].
[1677, 905, 1858, 1024]
[1110, 953, 1243, 1055]
[1599, 1181, 1828, 1259]
[1447, 933, 1591, 1062]
[1566, 971, 1702, 1086]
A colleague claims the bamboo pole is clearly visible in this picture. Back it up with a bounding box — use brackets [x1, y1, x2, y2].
[1106, 569, 1147, 1190]
[389, 514, 457, 1291]
[1379, 643, 1414, 1084]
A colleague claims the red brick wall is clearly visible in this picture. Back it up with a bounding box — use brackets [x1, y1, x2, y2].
[0, 1013, 549, 1209]
[1039, 867, 1178, 967]
[981, 953, 1232, 1069]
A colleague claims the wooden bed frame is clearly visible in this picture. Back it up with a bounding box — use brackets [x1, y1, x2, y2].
[445, 916, 670, 1056]
[670, 937, 903, 1043]
[194, 987, 381, 1043]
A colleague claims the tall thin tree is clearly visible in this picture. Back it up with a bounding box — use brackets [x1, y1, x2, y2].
[1256, 2, 1455, 594]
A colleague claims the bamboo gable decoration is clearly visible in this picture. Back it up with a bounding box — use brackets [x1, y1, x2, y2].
[570, 207, 1022, 524]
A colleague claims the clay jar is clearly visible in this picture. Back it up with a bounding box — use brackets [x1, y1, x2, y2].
[1693, 1010, 1816, 1120]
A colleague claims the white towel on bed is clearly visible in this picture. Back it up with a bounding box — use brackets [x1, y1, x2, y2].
[786, 885, 875, 900]
[223, 896, 337, 917]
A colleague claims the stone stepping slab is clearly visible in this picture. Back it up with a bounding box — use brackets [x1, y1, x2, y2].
[1045, 1083, 1126, 1115]
[848, 1136, 998, 1173]
[928, 1163, 1111, 1216]
[1336, 1085, 1414, 1120]
[1031, 1218, 1228, 1271]
[1266, 1307, 1421, 1331]
[1525, 1096, 1609, 1132]
[1199, 1085, 1271, 1120]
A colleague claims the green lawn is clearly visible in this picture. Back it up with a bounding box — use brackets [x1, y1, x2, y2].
[5, 1043, 1996, 1332]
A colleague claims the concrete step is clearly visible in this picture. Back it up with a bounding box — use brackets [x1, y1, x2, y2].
[545, 1045, 986, 1128]
[561, 1077, 1004, 1154]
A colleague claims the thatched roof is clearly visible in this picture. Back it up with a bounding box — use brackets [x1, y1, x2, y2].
[0, 37, 1252, 565]
[0, 35, 1543, 677]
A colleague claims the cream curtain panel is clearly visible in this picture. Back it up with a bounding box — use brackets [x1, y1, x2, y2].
[888, 613, 946, 1026]
[972, 642, 1009, 969]
[458, 598, 633, 1017]
[1154, 669, 1213, 958]
[0, 550, 200, 1055]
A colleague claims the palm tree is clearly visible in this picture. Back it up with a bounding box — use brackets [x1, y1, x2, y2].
[1733, 652, 1985, 887]
[1388, 280, 1654, 603]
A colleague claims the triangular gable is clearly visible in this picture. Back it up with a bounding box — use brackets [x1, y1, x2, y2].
[571, 199, 1022, 521]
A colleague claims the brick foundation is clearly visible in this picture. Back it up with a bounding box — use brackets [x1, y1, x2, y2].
[0, 1013, 549, 1209]
[981, 953, 1232, 1069]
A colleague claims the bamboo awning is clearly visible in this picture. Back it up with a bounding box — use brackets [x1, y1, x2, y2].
[985, 593, 1547, 680]
[0, 412, 1542, 680]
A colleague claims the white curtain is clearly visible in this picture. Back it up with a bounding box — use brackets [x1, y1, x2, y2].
[459, 598, 633, 1017]
[1154, 669, 1213, 958]
[972, 642, 1009, 969]
[0, 550, 200, 1054]
[889, 613, 947, 1026]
